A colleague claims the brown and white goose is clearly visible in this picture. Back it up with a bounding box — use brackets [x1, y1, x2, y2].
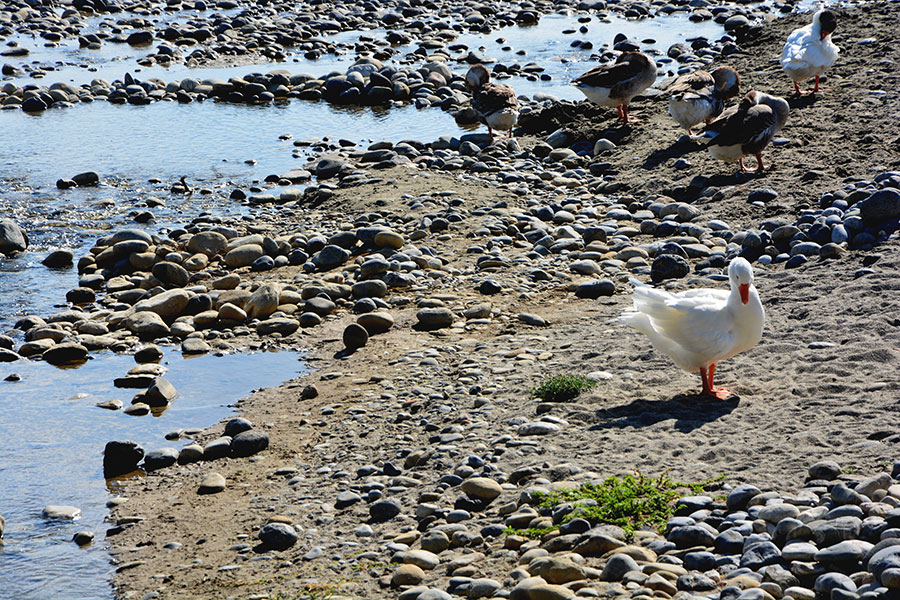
[667, 66, 741, 135]
[465, 65, 519, 139]
[572, 51, 657, 124]
[698, 90, 789, 173]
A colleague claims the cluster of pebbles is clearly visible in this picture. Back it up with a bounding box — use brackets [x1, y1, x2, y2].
[2, 131, 899, 371]
[238, 459, 900, 600]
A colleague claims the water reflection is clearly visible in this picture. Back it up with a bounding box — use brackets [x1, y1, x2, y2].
[0, 348, 306, 600]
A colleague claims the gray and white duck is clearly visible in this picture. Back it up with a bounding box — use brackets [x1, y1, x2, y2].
[465, 64, 519, 139]
[572, 51, 657, 124]
[667, 66, 741, 136]
[697, 90, 789, 173]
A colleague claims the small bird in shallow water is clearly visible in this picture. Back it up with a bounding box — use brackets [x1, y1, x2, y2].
[697, 90, 789, 173]
[465, 64, 519, 139]
[620, 257, 765, 399]
[667, 66, 741, 135]
[780, 9, 839, 95]
[572, 51, 657, 124]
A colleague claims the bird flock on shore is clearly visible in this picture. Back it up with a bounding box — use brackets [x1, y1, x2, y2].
[465, 10, 840, 399]
[465, 9, 839, 175]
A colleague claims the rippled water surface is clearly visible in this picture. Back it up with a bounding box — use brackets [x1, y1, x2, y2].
[0, 349, 306, 600]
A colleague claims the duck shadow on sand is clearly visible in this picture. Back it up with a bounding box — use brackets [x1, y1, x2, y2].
[640, 136, 706, 171]
[587, 394, 739, 433]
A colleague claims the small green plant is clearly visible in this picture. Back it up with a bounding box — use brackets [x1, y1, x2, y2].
[507, 472, 725, 539]
[531, 373, 597, 402]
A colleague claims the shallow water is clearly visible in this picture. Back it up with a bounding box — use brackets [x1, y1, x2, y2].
[0, 349, 306, 600]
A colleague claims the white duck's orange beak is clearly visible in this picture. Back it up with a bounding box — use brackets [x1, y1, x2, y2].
[820, 31, 829, 41]
[739, 284, 750, 305]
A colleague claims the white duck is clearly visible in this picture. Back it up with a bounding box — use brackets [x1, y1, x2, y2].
[780, 9, 839, 95]
[620, 257, 765, 399]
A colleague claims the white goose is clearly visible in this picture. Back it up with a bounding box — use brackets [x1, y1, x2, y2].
[620, 257, 765, 399]
[780, 9, 839, 95]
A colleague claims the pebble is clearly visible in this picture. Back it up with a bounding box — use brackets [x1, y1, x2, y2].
[198, 472, 227, 495]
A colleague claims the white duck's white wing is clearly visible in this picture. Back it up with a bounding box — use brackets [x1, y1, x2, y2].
[780, 25, 812, 66]
[781, 26, 839, 70]
[621, 284, 736, 371]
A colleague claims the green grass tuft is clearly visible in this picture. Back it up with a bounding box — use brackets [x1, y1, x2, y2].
[507, 472, 725, 539]
[531, 373, 597, 402]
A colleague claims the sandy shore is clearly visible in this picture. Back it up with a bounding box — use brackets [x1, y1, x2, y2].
[102, 3, 900, 599]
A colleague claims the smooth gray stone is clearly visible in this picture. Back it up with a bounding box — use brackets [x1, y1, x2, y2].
[229, 430, 269, 458]
[814, 573, 857, 596]
[601, 553, 639, 581]
[668, 525, 715, 549]
[142, 448, 178, 472]
[740, 541, 782, 569]
[202, 436, 232, 460]
[258, 522, 298, 550]
[369, 498, 402, 522]
[815, 540, 873, 563]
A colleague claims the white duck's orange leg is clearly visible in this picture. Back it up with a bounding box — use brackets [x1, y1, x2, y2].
[701, 363, 735, 399]
[793, 81, 802, 95]
[811, 75, 829, 94]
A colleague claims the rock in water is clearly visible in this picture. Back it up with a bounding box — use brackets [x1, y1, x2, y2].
[42, 505, 81, 520]
[103, 440, 145, 478]
[42, 343, 88, 366]
[73, 531, 94, 545]
[42, 249, 74, 268]
[0, 220, 28, 255]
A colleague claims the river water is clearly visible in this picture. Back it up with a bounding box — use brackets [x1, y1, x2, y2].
[0, 3, 821, 597]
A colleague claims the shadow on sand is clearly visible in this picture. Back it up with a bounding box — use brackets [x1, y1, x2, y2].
[587, 394, 739, 433]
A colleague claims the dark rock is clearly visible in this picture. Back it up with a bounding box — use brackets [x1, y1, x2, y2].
[142, 448, 178, 472]
[143, 377, 177, 407]
[72, 172, 100, 187]
[857, 189, 900, 224]
[651, 254, 690, 282]
[258, 522, 298, 550]
[42, 249, 74, 268]
[230, 430, 269, 458]
[574, 279, 615, 299]
[103, 440, 145, 478]
[42, 342, 88, 366]
[224, 418, 252, 438]
[369, 498, 402, 522]
[0, 220, 29, 255]
[343, 323, 369, 350]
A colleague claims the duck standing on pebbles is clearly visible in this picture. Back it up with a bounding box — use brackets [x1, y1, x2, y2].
[465, 65, 519, 139]
[781, 9, 839, 95]
[697, 90, 789, 173]
[667, 66, 741, 135]
[572, 51, 657, 124]
[620, 257, 764, 400]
